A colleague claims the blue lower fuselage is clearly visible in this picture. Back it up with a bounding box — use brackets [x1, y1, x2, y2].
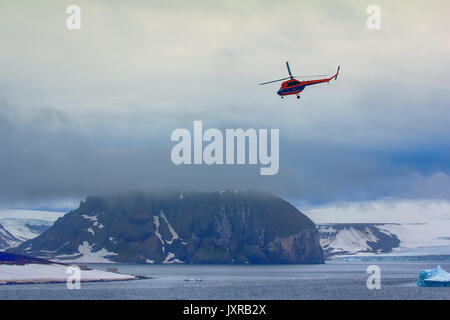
[277, 85, 305, 96]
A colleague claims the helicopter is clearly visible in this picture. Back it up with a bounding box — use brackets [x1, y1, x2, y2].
[260, 62, 340, 99]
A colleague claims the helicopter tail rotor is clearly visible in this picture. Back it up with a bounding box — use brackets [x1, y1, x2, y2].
[335, 65, 340, 80]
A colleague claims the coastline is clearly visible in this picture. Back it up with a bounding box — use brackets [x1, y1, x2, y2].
[0, 262, 142, 285]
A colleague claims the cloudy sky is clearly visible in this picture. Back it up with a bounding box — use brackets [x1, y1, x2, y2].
[1, 0, 449, 210]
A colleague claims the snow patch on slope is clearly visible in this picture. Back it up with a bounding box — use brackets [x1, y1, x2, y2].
[53, 241, 117, 263]
[75, 241, 116, 263]
[163, 252, 183, 264]
[86, 227, 95, 236]
[82, 214, 99, 222]
[153, 211, 184, 248]
[160, 211, 180, 244]
[153, 215, 164, 249]
[0, 263, 135, 284]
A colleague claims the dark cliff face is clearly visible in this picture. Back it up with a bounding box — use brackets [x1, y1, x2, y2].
[11, 191, 324, 264]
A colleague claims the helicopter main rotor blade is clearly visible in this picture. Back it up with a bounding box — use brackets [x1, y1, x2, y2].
[293, 74, 327, 78]
[286, 61, 293, 79]
[259, 77, 291, 85]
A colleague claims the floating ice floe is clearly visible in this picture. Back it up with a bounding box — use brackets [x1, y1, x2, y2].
[417, 265, 450, 287]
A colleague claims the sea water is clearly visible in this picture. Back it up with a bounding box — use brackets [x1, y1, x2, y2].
[1, 261, 449, 300]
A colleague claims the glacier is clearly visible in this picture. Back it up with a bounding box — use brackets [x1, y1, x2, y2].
[0, 209, 65, 250]
[310, 200, 450, 259]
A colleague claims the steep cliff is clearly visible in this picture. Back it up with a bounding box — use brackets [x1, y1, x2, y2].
[11, 191, 324, 264]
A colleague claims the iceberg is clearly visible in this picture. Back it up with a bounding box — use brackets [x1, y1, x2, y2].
[417, 265, 450, 287]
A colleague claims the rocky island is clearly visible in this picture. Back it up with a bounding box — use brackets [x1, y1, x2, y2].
[11, 190, 324, 264]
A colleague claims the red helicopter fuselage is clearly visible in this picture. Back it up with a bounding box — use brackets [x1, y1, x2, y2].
[277, 73, 338, 97]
